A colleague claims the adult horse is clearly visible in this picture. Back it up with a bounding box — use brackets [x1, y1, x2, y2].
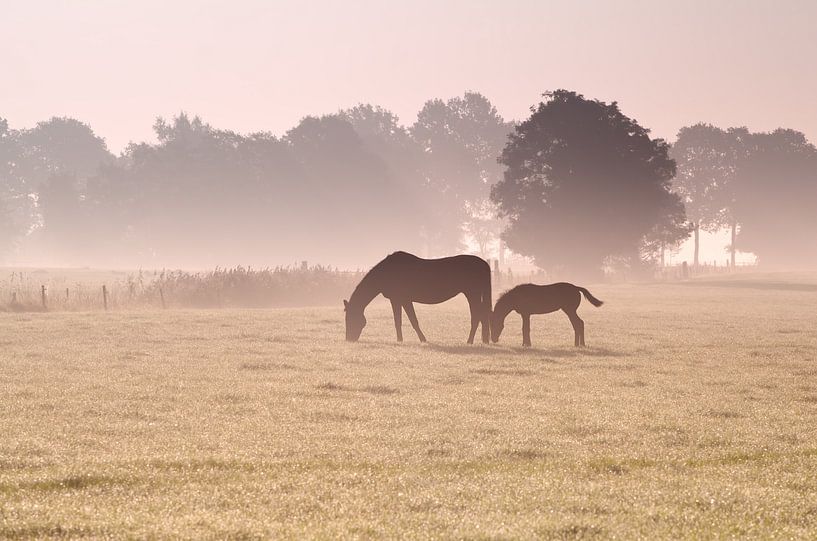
[344, 251, 492, 344]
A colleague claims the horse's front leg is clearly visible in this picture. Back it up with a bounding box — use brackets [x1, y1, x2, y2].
[521, 313, 532, 347]
[403, 302, 427, 343]
[390, 298, 403, 342]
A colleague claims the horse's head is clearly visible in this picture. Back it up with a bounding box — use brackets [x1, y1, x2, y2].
[490, 310, 505, 343]
[344, 299, 366, 342]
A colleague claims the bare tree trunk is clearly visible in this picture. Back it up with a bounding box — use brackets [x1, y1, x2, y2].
[693, 223, 700, 269]
[730, 221, 737, 269]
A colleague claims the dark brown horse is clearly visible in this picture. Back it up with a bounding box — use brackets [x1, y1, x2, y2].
[491, 283, 603, 347]
[344, 251, 492, 343]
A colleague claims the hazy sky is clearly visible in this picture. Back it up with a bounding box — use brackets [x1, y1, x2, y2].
[3, 0, 816, 153]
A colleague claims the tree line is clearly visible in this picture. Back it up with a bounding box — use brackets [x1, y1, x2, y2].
[2, 90, 816, 276]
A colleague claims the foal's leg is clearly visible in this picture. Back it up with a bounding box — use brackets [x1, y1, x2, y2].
[564, 308, 585, 347]
[403, 302, 427, 343]
[521, 313, 532, 347]
[390, 298, 403, 342]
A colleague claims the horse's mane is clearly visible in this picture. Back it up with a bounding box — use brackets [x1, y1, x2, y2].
[350, 253, 400, 304]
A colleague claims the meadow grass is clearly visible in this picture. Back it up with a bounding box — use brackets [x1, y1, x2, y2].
[1, 276, 816, 538]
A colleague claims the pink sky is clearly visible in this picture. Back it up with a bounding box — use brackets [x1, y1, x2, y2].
[3, 0, 814, 264]
[3, 0, 816, 153]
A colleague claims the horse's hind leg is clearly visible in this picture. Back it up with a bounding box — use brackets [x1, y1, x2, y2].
[403, 302, 427, 343]
[390, 298, 403, 342]
[480, 304, 490, 344]
[466, 295, 480, 344]
[564, 309, 585, 347]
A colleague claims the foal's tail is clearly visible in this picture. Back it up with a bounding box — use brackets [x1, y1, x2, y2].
[577, 287, 604, 307]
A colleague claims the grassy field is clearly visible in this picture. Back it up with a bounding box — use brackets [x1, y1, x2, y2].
[1, 276, 817, 538]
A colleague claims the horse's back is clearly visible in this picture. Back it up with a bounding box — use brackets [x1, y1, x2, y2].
[386, 251, 486, 267]
[377, 251, 489, 303]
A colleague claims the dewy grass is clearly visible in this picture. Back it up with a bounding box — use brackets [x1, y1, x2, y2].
[1, 275, 816, 537]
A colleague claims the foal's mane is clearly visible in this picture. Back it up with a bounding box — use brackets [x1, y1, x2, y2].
[495, 284, 531, 307]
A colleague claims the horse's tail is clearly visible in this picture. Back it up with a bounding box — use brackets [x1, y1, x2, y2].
[483, 269, 493, 315]
[577, 287, 604, 307]
[481, 263, 493, 342]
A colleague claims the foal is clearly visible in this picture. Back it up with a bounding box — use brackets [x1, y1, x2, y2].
[491, 283, 603, 347]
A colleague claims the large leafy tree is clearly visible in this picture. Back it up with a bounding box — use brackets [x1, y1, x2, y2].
[491, 90, 688, 278]
[411, 92, 512, 254]
[671, 124, 739, 267]
[286, 113, 422, 265]
[20, 117, 113, 187]
[21, 117, 114, 261]
[733, 129, 817, 268]
[0, 118, 30, 259]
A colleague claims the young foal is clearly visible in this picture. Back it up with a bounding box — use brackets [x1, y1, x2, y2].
[491, 283, 603, 347]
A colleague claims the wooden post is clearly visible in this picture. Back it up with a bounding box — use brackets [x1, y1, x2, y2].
[159, 287, 166, 309]
[41, 285, 47, 310]
[102, 285, 108, 311]
[65, 288, 69, 302]
[11, 291, 17, 304]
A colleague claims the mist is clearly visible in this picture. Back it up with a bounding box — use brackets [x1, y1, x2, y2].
[4, 3, 817, 538]
[2, 0, 817, 274]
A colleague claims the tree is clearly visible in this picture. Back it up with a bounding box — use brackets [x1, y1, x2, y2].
[641, 196, 692, 268]
[411, 92, 512, 254]
[671, 124, 738, 267]
[20, 116, 113, 187]
[463, 199, 504, 258]
[0, 118, 28, 259]
[286, 113, 423, 266]
[491, 90, 688, 279]
[17, 117, 115, 262]
[733, 129, 817, 268]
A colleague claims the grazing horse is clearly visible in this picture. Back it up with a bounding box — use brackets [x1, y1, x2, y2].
[491, 283, 603, 347]
[344, 251, 492, 344]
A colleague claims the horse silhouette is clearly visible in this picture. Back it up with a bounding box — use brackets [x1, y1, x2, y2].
[491, 283, 603, 347]
[344, 251, 492, 343]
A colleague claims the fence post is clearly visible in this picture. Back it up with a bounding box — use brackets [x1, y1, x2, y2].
[41, 285, 47, 310]
[65, 288, 69, 302]
[102, 285, 108, 311]
[159, 287, 166, 309]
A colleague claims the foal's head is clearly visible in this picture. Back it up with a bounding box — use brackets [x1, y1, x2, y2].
[491, 292, 514, 342]
[343, 299, 366, 342]
[490, 310, 505, 343]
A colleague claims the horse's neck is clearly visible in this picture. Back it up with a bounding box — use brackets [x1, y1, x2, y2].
[349, 271, 381, 311]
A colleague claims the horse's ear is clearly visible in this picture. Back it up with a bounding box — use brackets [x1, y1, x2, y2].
[343, 299, 349, 311]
